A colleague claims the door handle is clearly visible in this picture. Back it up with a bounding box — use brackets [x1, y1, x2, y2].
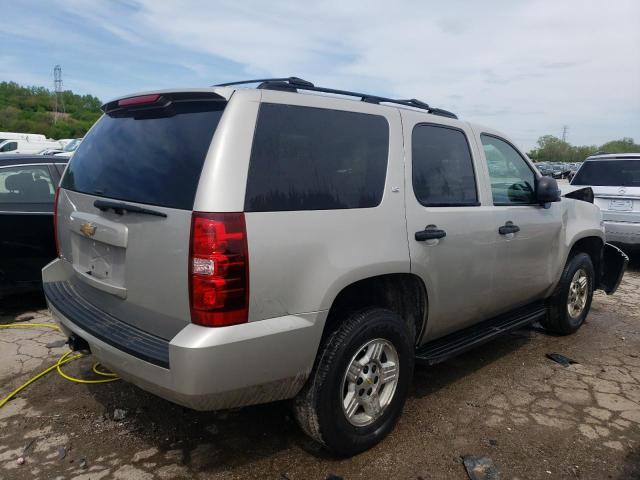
[415, 225, 447, 241]
[499, 221, 520, 235]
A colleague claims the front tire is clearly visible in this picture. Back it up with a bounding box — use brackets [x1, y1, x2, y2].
[542, 252, 595, 335]
[293, 308, 414, 456]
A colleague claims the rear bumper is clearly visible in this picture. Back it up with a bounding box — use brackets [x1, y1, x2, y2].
[43, 259, 326, 411]
[603, 221, 640, 246]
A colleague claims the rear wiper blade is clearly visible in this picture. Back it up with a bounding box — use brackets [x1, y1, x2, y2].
[94, 199, 167, 218]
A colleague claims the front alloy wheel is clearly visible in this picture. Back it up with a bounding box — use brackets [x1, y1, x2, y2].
[567, 268, 589, 318]
[541, 252, 594, 335]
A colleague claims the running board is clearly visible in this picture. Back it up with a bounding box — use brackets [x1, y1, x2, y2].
[415, 302, 547, 365]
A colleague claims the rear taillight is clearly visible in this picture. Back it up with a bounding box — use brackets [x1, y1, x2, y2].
[53, 187, 60, 257]
[189, 212, 249, 327]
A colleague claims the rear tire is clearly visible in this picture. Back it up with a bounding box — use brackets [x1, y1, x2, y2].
[293, 308, 413, 456]
[541, 252, 594, 335]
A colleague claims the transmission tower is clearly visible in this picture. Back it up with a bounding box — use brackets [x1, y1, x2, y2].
[561, 125, 568, 142]
[53, 65, 65, 124]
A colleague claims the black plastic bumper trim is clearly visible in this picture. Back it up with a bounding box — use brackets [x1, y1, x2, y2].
[44, 281, 170, 368]
[600, 243, 628, 295]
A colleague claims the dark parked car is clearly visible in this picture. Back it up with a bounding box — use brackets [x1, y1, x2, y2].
[0, 155, 68, 298]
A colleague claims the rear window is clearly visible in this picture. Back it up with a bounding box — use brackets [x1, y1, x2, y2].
[244, 103, 389, 212]
[61, 98, 225, 210]
[572, 159, 640, 187]
[0, 165, 55, 204]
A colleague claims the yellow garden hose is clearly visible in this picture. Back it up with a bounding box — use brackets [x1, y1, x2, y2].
[0, 322, 61, 331]
[0, 323, 119, 408]
[55, 350, 119, 384]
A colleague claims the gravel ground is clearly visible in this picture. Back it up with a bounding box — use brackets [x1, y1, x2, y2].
[0, 254, 639, 480]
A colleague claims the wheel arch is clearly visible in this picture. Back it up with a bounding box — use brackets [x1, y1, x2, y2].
[567, 235, 604, 282]
[321, 273, 428, 347]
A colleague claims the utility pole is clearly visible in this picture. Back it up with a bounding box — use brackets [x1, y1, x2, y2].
[561, 125, 568, 143]
[53, 65, 65, 124]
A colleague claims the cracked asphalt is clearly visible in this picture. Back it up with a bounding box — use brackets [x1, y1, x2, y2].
[1, 255, 639, 480]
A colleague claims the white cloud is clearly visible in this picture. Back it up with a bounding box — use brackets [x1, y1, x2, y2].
[5, 0, 640, 149]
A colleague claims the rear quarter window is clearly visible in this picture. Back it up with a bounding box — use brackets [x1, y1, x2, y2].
[244, 103, 389, 211]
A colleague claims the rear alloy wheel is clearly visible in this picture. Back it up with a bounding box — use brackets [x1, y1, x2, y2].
[542, 252, 594, 335]
[341, 338, 399, 427]
[294, 308, 413, 456]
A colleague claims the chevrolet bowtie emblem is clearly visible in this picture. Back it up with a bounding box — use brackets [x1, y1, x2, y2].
[80, 222, 97, 237]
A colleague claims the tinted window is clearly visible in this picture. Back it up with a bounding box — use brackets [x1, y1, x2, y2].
[61, 100, 225, 210]
[0, 165, 55, 204]
[245, 104, 389, 211]
[54, 163, 67, 176]
[412, 124, 477, 206]
[1, 142, 17, 152]
[481, 135, 536, 204]
[572, 159, 640, 187]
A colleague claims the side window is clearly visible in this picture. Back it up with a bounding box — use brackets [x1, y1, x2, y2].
[481, 135, 536, 205]
[245, 103, 389, 211]
[412, 124, 478, 206]
[0, 166, 55, 204]
[54, 163, 67, 176]
[0, 141, 17, 152]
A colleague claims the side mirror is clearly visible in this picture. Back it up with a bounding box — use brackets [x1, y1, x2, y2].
[536, 176, 561, 204]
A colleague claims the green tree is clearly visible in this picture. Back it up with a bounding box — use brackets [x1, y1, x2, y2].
[529, 135, 639, 162]
[0, 81, 102, 139]
[528, 135, 573, 162]
[599, 137, 640, 154]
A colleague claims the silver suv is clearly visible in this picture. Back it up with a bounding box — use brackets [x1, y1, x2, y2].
[571, 153, 640, 247]
[43, 78, 627, 456]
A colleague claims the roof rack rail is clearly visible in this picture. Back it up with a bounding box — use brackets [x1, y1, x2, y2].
[213, 77, 458, 119]
[214, 77, 314, 88]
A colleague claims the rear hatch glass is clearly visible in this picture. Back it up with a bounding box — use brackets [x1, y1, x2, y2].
[62, 93, 226, 210]
[571, 159, 640, 187]
[56, 92, 226, 340]
[572, 159, 640, 218]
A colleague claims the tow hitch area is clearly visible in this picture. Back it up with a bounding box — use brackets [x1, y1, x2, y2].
[600, 243, 629, 294]
[67, 334, 90, 352]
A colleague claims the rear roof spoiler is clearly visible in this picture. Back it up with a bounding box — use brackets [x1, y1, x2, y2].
[102, 91, 225, 114]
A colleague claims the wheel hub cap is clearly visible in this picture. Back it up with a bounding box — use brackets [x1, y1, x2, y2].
[567, 268, 589, 318]
[341, 338, 399, 427]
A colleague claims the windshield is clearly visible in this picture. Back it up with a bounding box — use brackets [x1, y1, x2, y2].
[63, 139, 81, 152]
[571, 159, 640, 187]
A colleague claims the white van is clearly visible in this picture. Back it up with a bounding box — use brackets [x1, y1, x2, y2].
[0, 139, 63, 154]
[0, 131, 47, 143]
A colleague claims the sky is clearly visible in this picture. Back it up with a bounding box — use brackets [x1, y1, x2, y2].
[0, 0, 638, 150]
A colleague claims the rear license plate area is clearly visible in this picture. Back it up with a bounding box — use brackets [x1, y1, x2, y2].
[608, 199, 633, 211]
[72, 234, 126, 286]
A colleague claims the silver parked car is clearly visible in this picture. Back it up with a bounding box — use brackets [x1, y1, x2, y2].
[571, 153, 640, 247]
[42, 78, 627, 455]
